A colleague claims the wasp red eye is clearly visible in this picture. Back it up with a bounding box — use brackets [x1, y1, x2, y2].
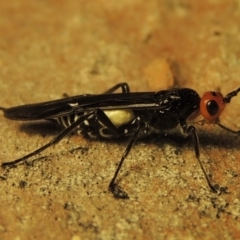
[200, 91, 226, 121]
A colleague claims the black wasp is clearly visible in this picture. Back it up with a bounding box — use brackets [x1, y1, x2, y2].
[1, 83, 240, 198]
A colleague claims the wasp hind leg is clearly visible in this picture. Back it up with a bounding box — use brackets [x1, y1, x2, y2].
[1, 112, 95, 168]
[103, 82, 130, 94]
[63, 83, 130, 98]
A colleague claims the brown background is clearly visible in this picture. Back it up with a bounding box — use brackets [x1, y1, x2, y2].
[0, 1, 240, 239]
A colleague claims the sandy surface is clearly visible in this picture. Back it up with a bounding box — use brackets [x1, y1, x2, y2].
[0, 1, 240, 239]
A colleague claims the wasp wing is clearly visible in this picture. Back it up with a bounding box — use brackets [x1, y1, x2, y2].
[2, 90, 175, 121]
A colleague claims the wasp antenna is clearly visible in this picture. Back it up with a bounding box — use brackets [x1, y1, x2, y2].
[223, 87, 240, 103]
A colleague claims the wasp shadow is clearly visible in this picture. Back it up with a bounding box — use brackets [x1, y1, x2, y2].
[86, 127, 240, 152]
[18, 120, 63, 138]
[17, 121, 240, 151]
[150, 129, 240, 151]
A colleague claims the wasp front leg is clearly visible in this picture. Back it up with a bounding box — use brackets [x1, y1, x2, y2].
[217, 123, 240, 134]
[180, 120, 221, 193]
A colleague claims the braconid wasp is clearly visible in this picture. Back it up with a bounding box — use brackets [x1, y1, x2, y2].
[1, 83, 240, 198]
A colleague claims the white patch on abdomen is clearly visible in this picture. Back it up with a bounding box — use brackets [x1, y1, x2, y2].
[103, 109, 135, 128]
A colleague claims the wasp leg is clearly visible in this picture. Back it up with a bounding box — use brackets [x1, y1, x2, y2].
[1, 112, 94, 168]
[103, 82, 130, 94]
[217, 123, 240, 134]
[63, 83, 130, 98]
[109, 123, 144, 199]
[180, 121, 222, 193]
